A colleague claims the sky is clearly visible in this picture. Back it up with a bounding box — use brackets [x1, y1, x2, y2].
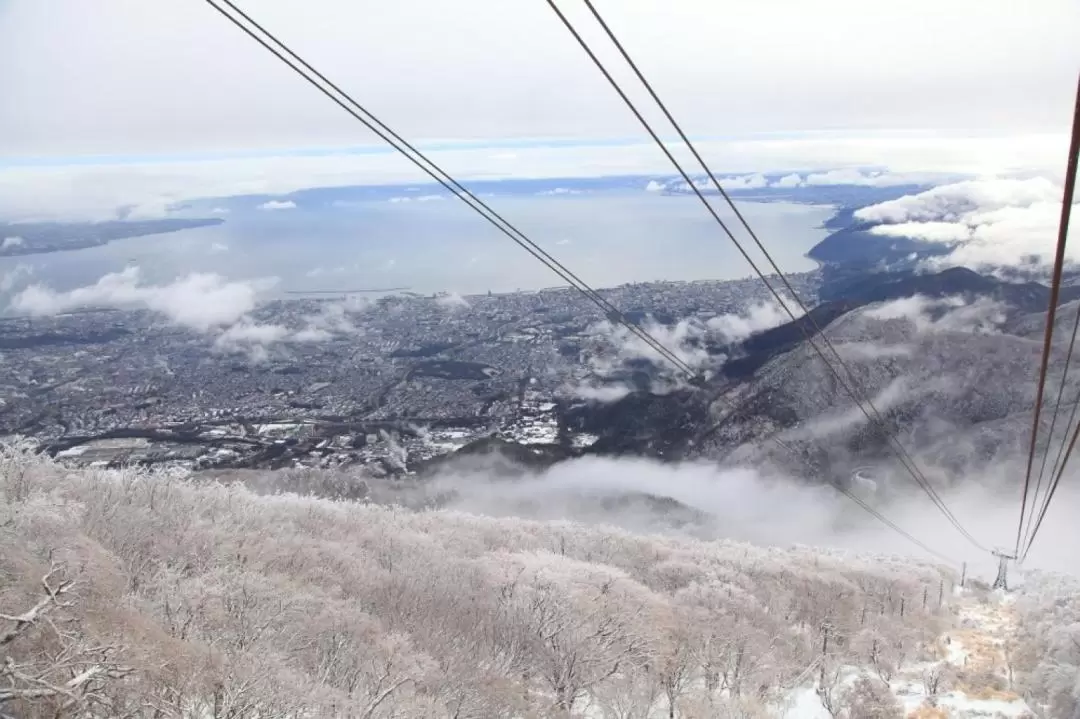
[1, 0, 1078, 158]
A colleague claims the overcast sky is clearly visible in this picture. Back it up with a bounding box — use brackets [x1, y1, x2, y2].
[1, 0, 1078, 158]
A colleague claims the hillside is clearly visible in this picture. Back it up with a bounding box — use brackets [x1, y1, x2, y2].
[3, 444, 962, 718]
[7, 445, 1074, 718]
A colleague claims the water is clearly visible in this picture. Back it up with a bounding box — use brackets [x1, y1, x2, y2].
[0, 192, 834, 297]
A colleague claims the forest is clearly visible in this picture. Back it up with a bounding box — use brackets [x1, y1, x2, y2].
[1, 442, 1074, 718]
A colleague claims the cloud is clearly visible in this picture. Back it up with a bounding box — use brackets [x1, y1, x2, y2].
[214, 320, 289, 352]
[0, 133, 1069, 222]
[9, 267, 271, 331]
[0, 264, 33, 293]
[773, 173, 803, 188]
[802, 168, 930, 187]
[1, 236, 24, 250]
[589, 317, 712, 375]
[537, 187, 582, 196]
[855, 177, 1072, 271]
[645, 180, 665, 192]
[209, 242, 229, 254]
[571, 382, 634, 404]
[435, 291, 470, 310]
[867, 221, 972, 243]
[786, 376, 911, 441]
[3, 0, 1076, 160]
[706, 296, 802, 343]
[291, 327, 333, 342]
[299, 301, 360, 335]
[388, 194, 444, 204]
[862, 294, 1007, 334]
[426, 453, 1062, 573]
[257, 199, 297, 211]
[669, 173, 768, 193]
[209, 207, 230, 215]
[856, 177, 1059, 223]
[835, 342, 914, 361]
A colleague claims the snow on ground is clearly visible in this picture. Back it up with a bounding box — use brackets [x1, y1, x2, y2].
[783, 589, 1033, 718]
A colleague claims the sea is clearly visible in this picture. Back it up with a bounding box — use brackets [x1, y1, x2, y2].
[0, 182, 836, 298]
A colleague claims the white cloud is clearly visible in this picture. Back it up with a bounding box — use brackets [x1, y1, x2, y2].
[645, 180, 665, 192]
[388, 194, 444, 204]
[862, 294, 1007, 334]
[706, 296, 802, 343]
[214, 302, 358, 352]
[867, 221, 973, 243]
[291, 327, 333, 342]
[209, 242, 230, 253]
[257, 199, 296, 211]
[835, 342, 913, 361]
[855, 177, 1073, 270]
[300, 301, 360, 334]
[214, 320, 289, 350]
[0, 133, 1069, 222]
[723, 173, 768, 190]
[571, 382, 633, 404]
[0, 264, 33, 293]
[3, 0, 1074, 158]
[586, 317, 715, 388]
[537, 187, 582, 196]
[209, 207, 230, 214]
[670, 173, 768, 193]
[786, 376, 911, 441]
[1, 236, 24, 249]
[802, 168, 929, 187]
[9, 267, 271, 331]
[773, 173, 803, 188]
[435, 291, 470, 310]
[856, 177, 1059, 224]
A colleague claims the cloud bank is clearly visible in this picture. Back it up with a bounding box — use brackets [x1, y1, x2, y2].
[706, 296, 803, 343]
[862, 294, 1008, 335]
[9, 267, 271, 331]
[855, 177, 1075, 271]
[0, 133, 1067, 222]
[427, 452, 1078, 575]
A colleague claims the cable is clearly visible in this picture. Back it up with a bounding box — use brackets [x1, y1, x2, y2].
[1024, 417, 1079, 562]
[770, 438, 957, 564]
[203, 0, 700, 380]
[1024, 302, 1080, 553]
[1020, 73, 1080, 560]
[1015, 73, 1080, 556]
[566, 0, 981, 549]
[547, 0, 987, 552]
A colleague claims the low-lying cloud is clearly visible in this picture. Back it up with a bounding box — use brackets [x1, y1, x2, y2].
[855, 177, 1073, 271]
[10, 267, 271, 331]
[588, 317, 711, 373]
[862, 294, 1008, 334]
[257, 199, 297, 211]
[3, 132, 1062, 223]
[435, 291, 470, 310]
[0, 263, 33, 294]
[706, 295, 803, 343]
[423, 452, 1078, 576]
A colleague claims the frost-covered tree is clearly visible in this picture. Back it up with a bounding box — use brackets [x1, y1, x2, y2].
[0, 442, 958, 717]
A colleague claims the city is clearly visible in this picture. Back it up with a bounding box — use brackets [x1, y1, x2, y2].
[0, 272, 818, 472]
